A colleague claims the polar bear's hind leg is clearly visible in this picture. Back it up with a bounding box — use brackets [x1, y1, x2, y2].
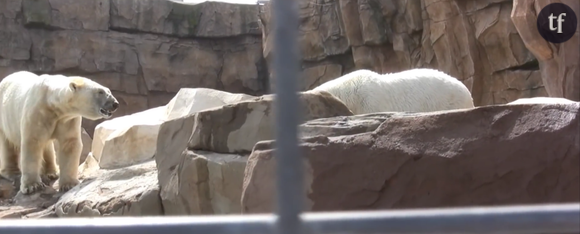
[42, 142, 59, 182]
[0, 133, 20, 180]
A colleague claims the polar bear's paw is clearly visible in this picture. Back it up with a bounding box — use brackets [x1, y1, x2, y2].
[20, 178, 47, 195]
[58, 178, 80, 192]
[41, 173, 59, 185]
[45, 172, 59, 181]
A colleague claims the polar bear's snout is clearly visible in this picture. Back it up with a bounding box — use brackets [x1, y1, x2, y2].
[99, 95, 119, 118]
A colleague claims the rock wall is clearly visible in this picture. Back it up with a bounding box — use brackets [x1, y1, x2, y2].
[260, 0, 553, 105]
[0, 0, 267, 135]
[1, 0, 578, 135]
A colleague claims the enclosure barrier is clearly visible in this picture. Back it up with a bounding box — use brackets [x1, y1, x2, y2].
[0, 203, 579, 234]
[1, 0, 579, 233]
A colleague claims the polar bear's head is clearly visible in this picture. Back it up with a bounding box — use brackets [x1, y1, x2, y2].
[67, 77, 120, 120]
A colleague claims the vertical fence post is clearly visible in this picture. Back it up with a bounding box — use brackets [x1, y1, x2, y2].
[271, 0, 303, 233]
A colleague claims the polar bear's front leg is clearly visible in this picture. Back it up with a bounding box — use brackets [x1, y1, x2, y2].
[19, 136, 47, 194]
[54, 117, 82, 192]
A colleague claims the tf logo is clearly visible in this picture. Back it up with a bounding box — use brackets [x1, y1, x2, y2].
[536, 2, 578, 44]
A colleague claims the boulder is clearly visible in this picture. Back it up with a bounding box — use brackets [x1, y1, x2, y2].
[91, 88, 257, 169]
[188, 90, 354, 154]
[92, 106, 167, 169]
[55, 160, 162, 217]
[165, 88, 256, 121]
[242, 103, 580, 213]
[155, 90, 353, 215]
[158, 150, 247, 215]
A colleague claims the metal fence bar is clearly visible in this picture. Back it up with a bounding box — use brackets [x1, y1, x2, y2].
[1, 203, 579, 234]
[271, 0, 304, 233]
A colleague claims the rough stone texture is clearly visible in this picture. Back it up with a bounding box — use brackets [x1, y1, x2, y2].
[300, 112, 421, 138]
[511, 0, 580, 101]
[1, 154, 162, 218]
[157, 150, 247, 215]
[188, 90, 354, 154]
[242, 103, 580, 213]
[0, 0, 266, 136]
[0, 185, 60, 219]
[203, 151, 247, 214]
[55, 160, 162, 217]
[157, 150, 213, 215]
[260, 0, 556, 105]
[92, 106, 167, 169]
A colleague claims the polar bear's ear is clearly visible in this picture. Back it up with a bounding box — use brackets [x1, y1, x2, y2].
[70, 78, 85, 91]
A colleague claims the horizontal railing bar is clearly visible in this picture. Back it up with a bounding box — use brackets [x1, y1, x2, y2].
[1, 203, 578, 234]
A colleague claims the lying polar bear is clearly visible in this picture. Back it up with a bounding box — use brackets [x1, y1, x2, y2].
[309, 68, 475, 114]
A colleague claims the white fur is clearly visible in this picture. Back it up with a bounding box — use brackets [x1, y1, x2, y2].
[310, 68, 475, 114]
[507, 97, 577, 105]
[0, 71, 117, 194]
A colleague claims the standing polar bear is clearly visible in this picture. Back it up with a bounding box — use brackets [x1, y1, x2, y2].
[0, 71, 119, 194]
[309, 68, 474, 114]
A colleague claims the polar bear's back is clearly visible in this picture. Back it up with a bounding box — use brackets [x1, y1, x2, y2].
[312, 68, 474, 114]
[380, 68, 474, 112]
[311, 69, 380, 114]
[0, 71, 47, 146]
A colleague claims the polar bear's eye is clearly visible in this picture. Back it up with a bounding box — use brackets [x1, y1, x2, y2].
[98, 90, 104, 95]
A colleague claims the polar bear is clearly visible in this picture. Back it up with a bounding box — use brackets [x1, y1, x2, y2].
[507, 97, 578, 105]
[309, 68, 474, 115]
[0, 71, 119, 194]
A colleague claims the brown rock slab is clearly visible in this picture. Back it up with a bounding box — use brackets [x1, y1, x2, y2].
[188, 90, 354, 154]
[242, 103, 580, 213]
